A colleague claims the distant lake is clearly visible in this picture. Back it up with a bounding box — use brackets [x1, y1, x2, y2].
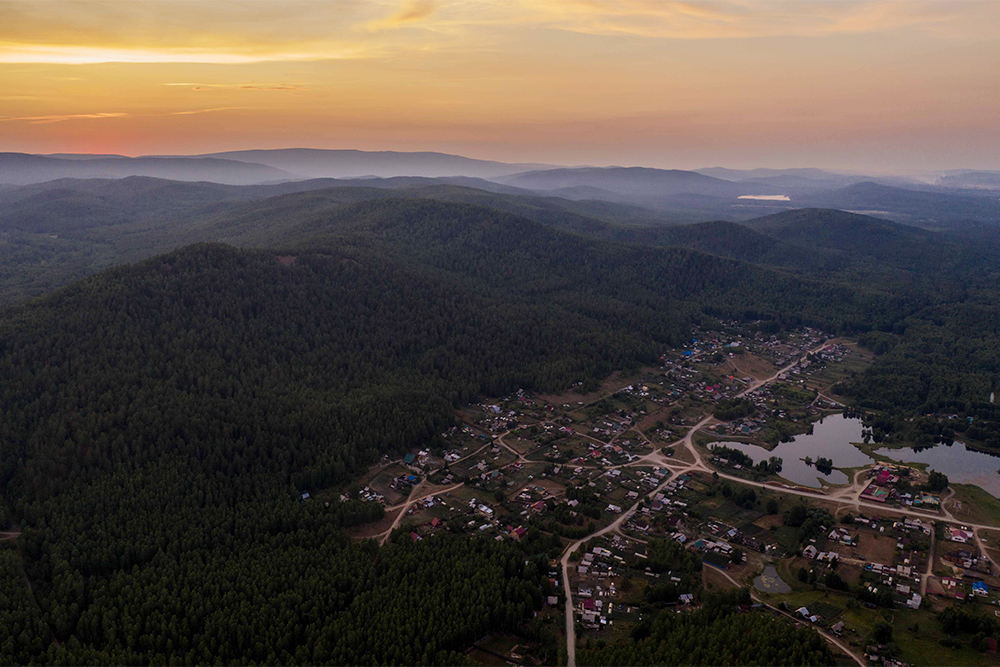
[715, 414, 872, 488]
[737, 195, 791, 201]
[714, 414, 1000, 497]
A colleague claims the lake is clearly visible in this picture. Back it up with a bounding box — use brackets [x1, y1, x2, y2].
[714, 414, 872, 488]
[714, 414, 1000, 497]
[737, 194, 791, 201]
[874, 442, 1000, 498]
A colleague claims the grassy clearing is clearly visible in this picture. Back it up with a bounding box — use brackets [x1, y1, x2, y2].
[949, 483, 1000, 527]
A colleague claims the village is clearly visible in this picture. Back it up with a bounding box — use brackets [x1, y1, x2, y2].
[325, 323, 1000, 667]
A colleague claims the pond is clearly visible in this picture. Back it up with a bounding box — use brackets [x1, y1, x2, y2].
[714, 414, 873, 488]
[753, 564, 791, 594]
[875, 442, 1000, 498]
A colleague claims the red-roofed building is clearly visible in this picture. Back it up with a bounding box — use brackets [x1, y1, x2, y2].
[431, 517, 441, 528]
[410, 532, 421, 542]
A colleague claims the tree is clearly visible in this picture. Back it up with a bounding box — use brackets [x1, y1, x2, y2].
[925, 471, 949, 492]
[873, 619, 893, 644]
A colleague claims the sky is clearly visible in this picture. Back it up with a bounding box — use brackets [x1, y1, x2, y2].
[1, 0, 998, 172]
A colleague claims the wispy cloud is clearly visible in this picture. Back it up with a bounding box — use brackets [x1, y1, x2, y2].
[516, 0, 1000, 39]
[368, 0, 437, 30]
[169, 107, 252, 116]
[0, 111, 128, 124]
[0, 107, 249, 123]
[0, 44, 376, 64]
[164, 83, 307, 91]
[0, 0, 994, 69]
[393, 0, 437, 24]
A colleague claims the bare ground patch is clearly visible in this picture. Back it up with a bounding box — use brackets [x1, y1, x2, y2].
[347, 507, 401, 540]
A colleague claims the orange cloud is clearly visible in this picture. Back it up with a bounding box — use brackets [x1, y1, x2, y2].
[0, 111, 128, 124]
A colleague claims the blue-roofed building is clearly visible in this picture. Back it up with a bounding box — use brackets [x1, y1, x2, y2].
[973, 581, 989, 596]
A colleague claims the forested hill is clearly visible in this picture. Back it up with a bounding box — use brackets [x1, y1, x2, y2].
[1, 241, 626, 663]
[0, 196, 921, 662]
[214, 196, 911, 332]
[744, 209, 937, 258]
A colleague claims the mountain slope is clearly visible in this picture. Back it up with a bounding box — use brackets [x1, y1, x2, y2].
[744, 208, 936, 257]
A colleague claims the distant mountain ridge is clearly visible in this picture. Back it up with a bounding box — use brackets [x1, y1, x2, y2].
[0, 149, 556, 187]
[194, 148, 554, 179]
[0, 153, 295, 186]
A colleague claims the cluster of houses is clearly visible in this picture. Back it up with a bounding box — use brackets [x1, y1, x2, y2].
[802, 545, 846, 563]
[476, 403, 520, 432]
[861, 465, 913, 506]
[865, 644, 912, 667]
[587, 415, 634, 441]
[691, 537, 736, 568]
[343, 486, 385, 504]
[756, 327, 829, 368]
[570, 441, 641, 467]
[622, 475, 692, 536]
[402, 450, 432, 472]
[572, 543, 668, 630]
[389, 472, 421, 492]
[863, 561, 923, 609]
[943, 547, 982, 570]
[858, 466, 943, 511]
[945, 525, 975, 543]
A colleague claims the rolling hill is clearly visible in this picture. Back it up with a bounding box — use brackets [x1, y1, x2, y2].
[496, 166, 757, 199]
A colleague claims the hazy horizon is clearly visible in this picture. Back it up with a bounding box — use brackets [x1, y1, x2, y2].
[2, 0, 999, 173]
[13, 147, 999, 179]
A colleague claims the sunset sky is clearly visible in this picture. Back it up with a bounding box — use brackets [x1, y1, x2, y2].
[1, 0, 998, 172]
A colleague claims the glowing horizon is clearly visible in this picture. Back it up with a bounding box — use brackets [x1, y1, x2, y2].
[1, 0, 999, 172]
